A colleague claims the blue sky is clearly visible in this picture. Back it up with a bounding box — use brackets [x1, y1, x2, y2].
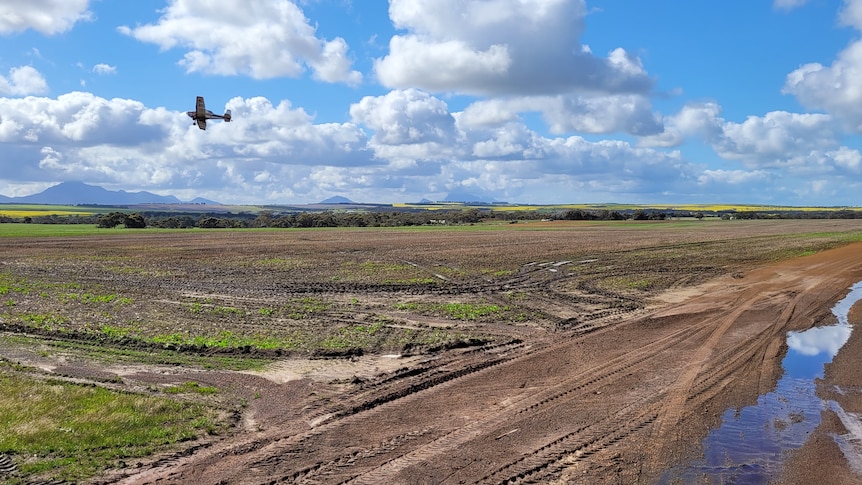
[2, 0, 862, 205]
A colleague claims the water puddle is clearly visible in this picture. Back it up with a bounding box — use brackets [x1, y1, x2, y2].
[660, 281, 862, 484]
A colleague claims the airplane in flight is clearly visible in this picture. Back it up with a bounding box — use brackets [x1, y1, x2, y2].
[186, 96, 231, 130]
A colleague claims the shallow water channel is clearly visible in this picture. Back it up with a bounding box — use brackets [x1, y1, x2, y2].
[660, 281, 862, 484]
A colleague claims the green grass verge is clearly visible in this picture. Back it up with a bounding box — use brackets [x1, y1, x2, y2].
[393, 301, 533, 323]
[0, 333, 272, 371]
[0, 223, 130, 237]
[0, 362, 226, 483]
[0, 224, 261, 237]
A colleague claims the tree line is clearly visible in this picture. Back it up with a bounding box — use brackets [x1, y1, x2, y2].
[1, 207, 860, 229]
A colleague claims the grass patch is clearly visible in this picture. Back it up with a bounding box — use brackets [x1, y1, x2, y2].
[321, 322, 383, 350]
[151, 330, 287, 350]
[0, 224, 122, 237]
[393, 301, 531, 322]
[0, 273, 45, 295]
[0, 334, 271, 371]
[0, 223, 217, 237]
[283, 296, 330, 319]
[61, 292, 132, 305]
[252, 257, 308, 270]
[482, 268, 515, 278]
[164, 381, 218, 395]
[2, 310, 491, 356]
[19, 312, 69, 329]
[442, 303, 503, 320]
[0, 363, 226, 483]
[319, 320, 491, 351]
[338, 260, 439, 285]
[1, 273, 132, 308]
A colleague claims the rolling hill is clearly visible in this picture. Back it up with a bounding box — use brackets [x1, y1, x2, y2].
[0, 182, 219, 205]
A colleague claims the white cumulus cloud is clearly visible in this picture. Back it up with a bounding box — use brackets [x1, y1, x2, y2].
[0, 66, 48, 95]
[375, 0, 652, 96]
[460, 94, 662, 136]
[0, 0, 91, 35]
[638, 102, 724, 148]
[714, 111, 836, 167]
[0, 92, 164, 146]
[639, 103, 857, 176]
[218, 96, 370, 166]
[92, 63, 117, 75]
[350, 89, 457, 146]
[119, 0, 361, 84]
[783, 42, 862, 130]
[783, 0, 862, 131]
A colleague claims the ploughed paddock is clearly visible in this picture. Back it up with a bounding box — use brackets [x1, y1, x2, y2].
[114, 244, 862, 483]
[3, 221, 862, 484]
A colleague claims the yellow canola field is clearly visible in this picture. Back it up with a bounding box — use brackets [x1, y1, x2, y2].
[0, 208, 99, 217]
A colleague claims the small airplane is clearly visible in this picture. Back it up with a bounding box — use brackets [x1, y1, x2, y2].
[186, 96, 231, 130]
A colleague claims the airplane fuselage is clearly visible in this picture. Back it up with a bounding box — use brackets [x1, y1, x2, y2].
[186, 110, 227, 120]
[188, 96, 231, 130]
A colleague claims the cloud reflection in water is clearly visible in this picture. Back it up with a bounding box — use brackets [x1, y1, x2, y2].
[787, 325, 851, 357]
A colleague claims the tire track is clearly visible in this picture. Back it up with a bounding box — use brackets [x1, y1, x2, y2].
[113, 339, 539, 485]
[197, 314, 700, 485]
[478, 400, 661, 484]
[681, 273, 852, 416]
[682, 291, 806, 409]
[332, 319, 716, 484]
[487, 286, 818, 484]
[393, 282, 832, 484]
[648, 291, 766, 445]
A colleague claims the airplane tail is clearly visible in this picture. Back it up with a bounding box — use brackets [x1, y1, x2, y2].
[224, 110, 232, 122]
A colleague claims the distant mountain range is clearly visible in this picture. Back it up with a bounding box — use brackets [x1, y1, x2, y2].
[0, 182, 219, 206]
[319, 195, 354, 204]
[0, 182, 500, 206]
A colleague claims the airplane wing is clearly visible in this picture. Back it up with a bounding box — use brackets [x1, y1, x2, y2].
[196, 96, 206, 118]
[197, 119, 207, 130]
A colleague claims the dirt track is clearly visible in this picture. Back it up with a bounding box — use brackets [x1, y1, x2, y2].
[98, 242, 862, 484]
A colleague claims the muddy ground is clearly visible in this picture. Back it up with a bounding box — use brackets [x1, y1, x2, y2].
[2, 219, 862, 484]
[778, 297, 862, 485]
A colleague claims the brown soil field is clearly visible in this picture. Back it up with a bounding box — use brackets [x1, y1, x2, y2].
[2, 219, 862, 484]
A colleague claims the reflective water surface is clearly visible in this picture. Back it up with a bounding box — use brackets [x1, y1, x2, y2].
[660, 281, 862, 484]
